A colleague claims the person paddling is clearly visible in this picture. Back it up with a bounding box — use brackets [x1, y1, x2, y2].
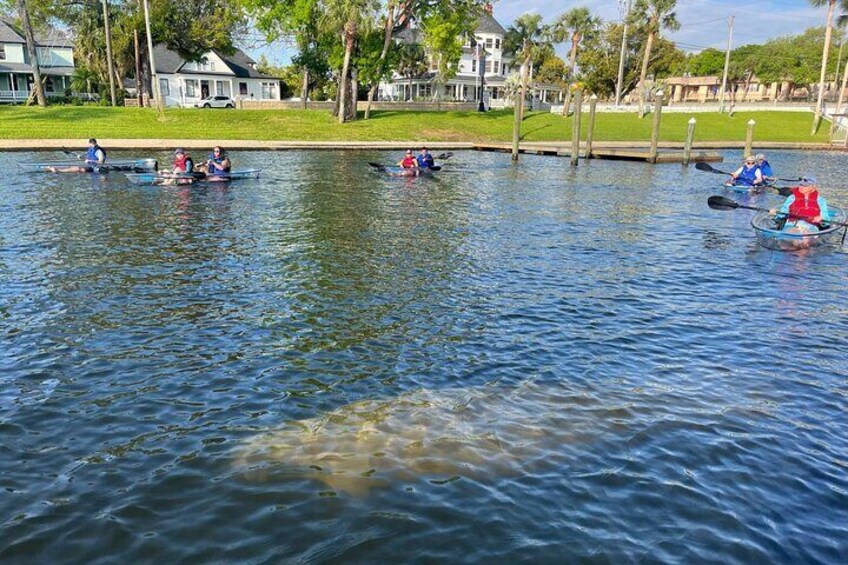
[46, 138, 106, 173]
[416, 146, 435, 170]
[397, 149, 418, 170]
[203, 146, 232, 180]
[728, 156, 763, 187]
[755, 153, 775, 183]
[160, 148, 195, 185]
[769, 177, 830, 234]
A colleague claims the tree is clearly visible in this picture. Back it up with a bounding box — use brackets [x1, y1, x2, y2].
[631, 0, 679, 117]
[551, 6, 600, 115]
[681, 48, 725, 77]
[810, 0, 848, 132]
[12, 0, 46, 106]
[396, 42, 427, 100]
[504, 13, 550, 119]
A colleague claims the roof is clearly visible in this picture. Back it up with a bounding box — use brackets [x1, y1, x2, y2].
[476, 12, 507, 36]
[152, 44, 277, 80]
[0, 61, 74, 76]
[0, 20, 23, 43]
[0, 19, 73, 47]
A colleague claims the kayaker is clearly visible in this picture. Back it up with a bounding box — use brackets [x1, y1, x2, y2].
[171, 148, 194, 174]
[46, 138, 107, 173]
[204, 146, 232, 180]
[755, 153, 775, 182]
[729, 156, 763, 187]
[416, 147, 435, 170]
[769, 177, 830, 234]
[397, 149, 418, 170]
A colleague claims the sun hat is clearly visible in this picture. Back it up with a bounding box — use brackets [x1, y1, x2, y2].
[799, 176, 817, 186]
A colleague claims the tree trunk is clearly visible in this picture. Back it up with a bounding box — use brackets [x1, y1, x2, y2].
[638, 30, 655, 118]
[17, 0, 46, 107]
[301, 68, 309, 109]
[813, 0, 836, 134]
[562, 33, 580, 116]
[338, 23, 355, 124]
[830, 55, 848, 140]
[365, 1, 396, 120]
[348, 68, 358, 121]
[134, 28, 143, 105]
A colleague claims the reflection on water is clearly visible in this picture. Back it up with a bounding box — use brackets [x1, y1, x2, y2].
[1, 150, 847, 563]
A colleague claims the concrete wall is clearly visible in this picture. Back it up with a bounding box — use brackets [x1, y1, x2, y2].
[239, 100, 479, 111]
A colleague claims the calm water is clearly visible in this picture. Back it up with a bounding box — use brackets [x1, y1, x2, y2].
[1, 149, 847, 563]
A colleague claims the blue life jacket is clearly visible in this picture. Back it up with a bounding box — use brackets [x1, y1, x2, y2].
[416, 153, 434, 168]
[86, 145, 106, 163]
[759, 160, 773, 177]
[208, 153, 230, 173]
[736, 164, 759, 186]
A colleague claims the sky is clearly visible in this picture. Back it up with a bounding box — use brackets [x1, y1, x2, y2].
[241, 0, 830, 65]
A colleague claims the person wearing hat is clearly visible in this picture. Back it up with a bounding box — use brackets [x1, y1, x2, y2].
[416, 146, 435, 170]
[728, 155, 763, 187]
[769, 177, 830, 234]
[397, 149, 418, 170]
[170, 148, 194, 175]
[755, 153, 775, 182]
[45, 138, 107, 173]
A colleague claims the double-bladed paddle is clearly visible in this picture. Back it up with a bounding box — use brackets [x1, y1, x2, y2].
[707, 195, 848, 231]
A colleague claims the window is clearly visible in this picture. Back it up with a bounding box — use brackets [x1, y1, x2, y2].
[216, 80, 224, 95]
[185, 79, 197, 97]
[261, 81, 278, 99]
[45, 76, 54, 93]
[485, 61, 492, 73]
[495, 39, 501, 50]
[0, 45, 5, 60]
[239, 82, 248, 95]
[472, 60, 477, 73]
[159, 78, 170, 97]
[485, 38, 493, 49]
[494, 62, 499, 74]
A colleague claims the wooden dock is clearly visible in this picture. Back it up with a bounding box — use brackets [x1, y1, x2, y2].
[473, 143, 724, 163]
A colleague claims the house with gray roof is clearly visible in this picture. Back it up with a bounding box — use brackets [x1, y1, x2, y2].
[378, 6, 562, 109]
[0, 20, 76, 103]
[149, 45, 281, 107]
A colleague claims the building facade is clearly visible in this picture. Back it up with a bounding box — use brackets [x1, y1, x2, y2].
[378, 7, 562, 108]
[151, 45, 281, 107]
[0, 20, 75, 103]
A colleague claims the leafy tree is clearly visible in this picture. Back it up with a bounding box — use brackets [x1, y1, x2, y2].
[395, 42, 427, 100]
[551, 6, 600, 115]
[680, 48, 725, 77]
[631, 0, 679, 117]
[535, 54, 568, 87]
[809, 0, 848, 132]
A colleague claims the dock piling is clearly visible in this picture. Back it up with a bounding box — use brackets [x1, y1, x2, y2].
[585, 94, 598, 159]
[649, 91, 664, 164]
[744, 119, 756, 156]
[571, 89, 583, 166]
[683, 117, 696, 166]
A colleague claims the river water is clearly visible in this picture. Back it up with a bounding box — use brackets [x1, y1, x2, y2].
[1, 149, 846, 563]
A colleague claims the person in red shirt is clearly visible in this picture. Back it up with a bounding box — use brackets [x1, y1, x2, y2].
[770, 177, 830, 234]
[397, 149, 418, 170]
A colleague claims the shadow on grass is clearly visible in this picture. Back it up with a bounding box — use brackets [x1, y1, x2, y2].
[520, 124, 552, 140]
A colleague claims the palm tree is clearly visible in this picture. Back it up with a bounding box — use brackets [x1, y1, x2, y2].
[396, 43, 427, 101]
[632, 0, 679, 118]
[811, 0, 848, 133]
[551, 7, 600, 116]
[320, 0, 379, 123]
[16, 0, 46, 106]
[831, 8, 848, 140]
[505, 13, 549, 120]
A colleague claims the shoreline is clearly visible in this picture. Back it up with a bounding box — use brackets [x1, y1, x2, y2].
[0, 139, 839, 152]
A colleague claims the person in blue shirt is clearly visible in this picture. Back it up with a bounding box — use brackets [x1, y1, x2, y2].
[755, 153, 775, 183]
[728, 156, 763, 187]
[46, 138, 106, 173]
[416, 147, 435, 170]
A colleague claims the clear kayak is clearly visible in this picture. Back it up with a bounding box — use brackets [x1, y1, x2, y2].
[380, 166, 438, 177]
[18, 158, 158, 173]
[722, 181, 773, 194]
[751, 206, 846, 251]
[125, 169, 261, 185]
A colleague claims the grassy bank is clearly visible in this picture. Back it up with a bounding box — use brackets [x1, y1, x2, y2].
[0, 106, 831, 143]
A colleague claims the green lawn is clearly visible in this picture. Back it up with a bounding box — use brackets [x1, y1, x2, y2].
[0, 106, 831, 143]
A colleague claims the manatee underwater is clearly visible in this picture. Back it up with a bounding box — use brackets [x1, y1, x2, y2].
[231, 380, 605, 495]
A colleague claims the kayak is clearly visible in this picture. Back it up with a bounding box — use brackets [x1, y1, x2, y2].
[722, 181, 772, 194]
[379, 166, 438, 177]
[18, 158, 158, 173]
[751, 206, 846, 251]
[125, 169, 261, 185]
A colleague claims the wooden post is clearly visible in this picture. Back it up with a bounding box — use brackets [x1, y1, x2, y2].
[585, 94, 598, 159]
[683, 117, 696, 166]
[744, 119, 756, 157]
[571, 88, 583, 166]
[649, 90, 664, 164]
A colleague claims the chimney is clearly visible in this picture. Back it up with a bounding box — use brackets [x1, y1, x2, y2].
[484, 3, 492, 14]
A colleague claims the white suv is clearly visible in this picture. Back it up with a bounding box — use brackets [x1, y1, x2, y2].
[195, 95, 235, 109]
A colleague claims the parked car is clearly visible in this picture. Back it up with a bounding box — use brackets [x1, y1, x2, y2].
[195, 95, 235, 109]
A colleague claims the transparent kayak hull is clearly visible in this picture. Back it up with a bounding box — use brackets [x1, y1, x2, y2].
[125, 169, 261, 185]
[722, 182, 773, 194]
[751, 207, 846, 251]
[18, 158, 158, 173]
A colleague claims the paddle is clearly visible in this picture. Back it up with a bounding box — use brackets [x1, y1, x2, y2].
[695, 161, 805, 184]
[707, 195, 848, 230]
[695, 163, 791, 196]
[61, 148, 84, 161]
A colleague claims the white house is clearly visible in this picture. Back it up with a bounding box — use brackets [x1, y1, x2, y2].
[0, 20, 75, 103]
[378, 6, 562, 108]
[151, 45, 281, 107]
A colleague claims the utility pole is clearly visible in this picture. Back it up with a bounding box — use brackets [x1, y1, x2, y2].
[142, 0, 163, 114]
[102, 0, 117, 106]
[718, 15, 734, 114]
[615, 0, 632, 107]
